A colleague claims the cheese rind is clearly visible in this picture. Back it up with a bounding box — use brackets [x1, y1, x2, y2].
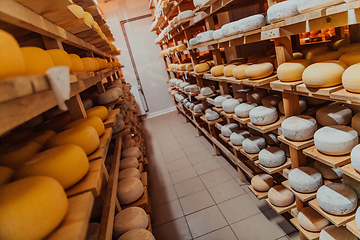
[298, 206, 329, 232]
[342, 63, 360, 93]
[288, 167, 322, 193]
[235, 103, 257, 117]
[320, 225, 357, 240]
[196, 31, 214, 43]
[118, 229, 155, 240]
[261, 95, 281, 107]
[120, 157, 139, 170]
[251, 174, 274, 192]
[338, 42, 360, 54]
[211, 65, 225, 76]
[314, 161, 343, 180]
[281, 115, 317, 141]
[297, 0, 345, 13]
[249, 105, 278, 126]
[277, 60, 311, 82]
[245, 62, 274, 79]
[230, 130, 250, 146]
[68, 54, 84, 73]
[221, 123, 240, 137]
[117, 177, 144, 205]
[232, 65, 249, 79]
[246, 89, 267, 104]
[0, 141, 42, 169]
[195, 62, 211, 73]
[236, 14, 266, 33]
[223, 65, 236, 77]
[64, 116, 105, 136]
[258, 147, 286, 168]
[316, 104, 352, 126]
[310, 51, 341, 62]
[267, 0, 299, 23]
[97, 90, 119, 105]
[86, 106, 109, 121]
[122, 147, 142, 159]
[339, 51, 360, 66]
[47, 49, 73, 70]
[113, 207, 148, 238]
[214, 95, 232, 107]
[268, 185, 295, 207]
[242, 136, 266, 153]
[222, 99, 240, 113]
[119, 168, 141, 181]
[20, 47, 54, 75]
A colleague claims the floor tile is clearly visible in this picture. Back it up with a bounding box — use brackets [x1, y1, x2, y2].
[188, 149, 216, 165]
[150, 185, 178, 207]
[263, 209, 296, 235]
[247, 191, 272, 212]
[230, 213, 285, 240]
[208, 179, 246, 204]
[183, 143, 208, 156]
[200, 168, 233, 188]
[179, 189, 215, 215]
[170, 166, 198, 184]
[166, 157, 192, 173]
[224, 164, 239, 178]
[152, 199, 184, 227]
[194, 158, 223, 175]
[153, 217, 192, 240]
[218, 194, 261, 224]
[287, 231, 300, 240]
[174, 177, 206, 198]
[161, 143, 183, 155]
[277, 237, 289, 240]
[186, 205, 228, 238]
[149, 173, 173, 191]
[194, 226, 237, 240]
[178, 136, 202, 149]
[163, 149, 187, 163]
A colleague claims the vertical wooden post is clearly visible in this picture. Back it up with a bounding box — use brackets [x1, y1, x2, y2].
[209, 124, 221, 155]
[66, 94, 87, 120]
[97, 81, 106, 93]
[42, 36, 64, 50]
[217, 12, 238, 62]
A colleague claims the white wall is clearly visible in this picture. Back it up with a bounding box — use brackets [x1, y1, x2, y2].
[100, 0, 175, 117]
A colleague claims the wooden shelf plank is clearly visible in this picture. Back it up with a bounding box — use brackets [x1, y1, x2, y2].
[282, 180, 317, 202]
[346, 220, 360, 239]
[247, 115, 286, 134]
[212, 106, 223, 113]
[303, 145, 351, 168]
[221, 111, 235, 119]
[341, 163, 360, 182]
[239, 148, 258, 161]
[219, 134, 230, 143]
[309, 199, 358, 227]
[200, 115, 223, 125]
[330, 88, 360, 104]
[290, 217, 320, 240]
[104, 108, 120, 128]
[88, 128, 113, 161]
[228, 141, 242, 152]
[254, 158, 291, 175]
[296, 84, 343, 97]
[248, 185, 268, 200]
[232, 115, 250, 124]
[270, 80, 303, 92]
[45, 192, 94, 240]
[141, 172, 148, 187]
[265, 198, 296, 214]
[242, 74, 278, 87]
[277, 135, 314, 150]
[195, 93, 217, 101]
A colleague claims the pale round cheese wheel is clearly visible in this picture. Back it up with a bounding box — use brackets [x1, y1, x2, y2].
[117, 177, 144, 205]
[113, 207, 148, 238]
[186, 63, 194, 71]
[200, 86, 214, 96]
[251, 174, 274, 192]
[342, 62, 360, 93]
[277, 60, 311, 82]
[267, 0, 299, 23]
[268, 185, 295, 207]
[263, 132, 279, 145]
[302, 61, 347, 88]
[97, 90, 119, 105]
[317, 183, 358, 215]
[245, 63, 274, 79]
[338, 42, 360, 54]
[314, 161, 343, 180]
[205, 111, 220, 121]
[305, 96, 328, 105]
[288, 167, 322, 193]
[246, 89, 267, 104]
[122, 147, 141, 159]
[223, 64, 236, 77]
[119, 168, 141, 181]
[86, 222, 100, 240]
[339, 51, 360, 66]
[194, 104, 204, 113]
[242, 136, 266, 153]
[293, 52, 304, 60]
[314, 125, 358, 155]
[213, 29, 223, 40]
[281, 115, 317, 141]
[211, 65, 225, 76]
[258, 147, 286, 168]
[329, 37, 350, 51]
[214, 95, 232, 107]
[298, 206, 329, 232]
[222, 99, 240, 113]
[235, 102, 257, 117]
[195, 62, 211, 73]
[310, 51, 342, 63]
[120, 157, 139, 170]
[124, 139, 136, 149]
[232, 64, 249, 79]
[236, 14, 265, 33]
[230, 130, 250, 146]
[302, 45, 329, 60]
[178, 10, 195, 21]
[196, 30, 214, 43]
[280, 143, 290, 157]
[261, 94, 281, 107]
[297, 0, 344, 13]
[221, 21, 238, 37]
[109, 87, 123, 97]
[279, 97, 307, 115]
[221, 123, 240, 137]
[343, 175, 360, 199]
[320, 225, 358, 240]
[118, 229, 155, 240]
[249, 105, 278, 126]
[316, 104, 352, 126]
[82, 99, 93, 110]
[189, 38, 198, 46]
[351, 144, 360, 172]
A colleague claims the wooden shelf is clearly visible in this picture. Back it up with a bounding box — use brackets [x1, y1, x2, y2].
[346, 220, 360, 239]
[270, 80, 303, 92]
[290, 217, 320, 240]
[303, 145, 351, 168]
[219, 134, 230, 143]
[195, 93, 217, 101]
[111, 125, 131, 139]
[282, 180, 316, 202]
[104, 108, 120, 128]
[239, 148, 258, 161]
[296, 84, 343, 98]
[228, 141, 242, 152]
[242, 74, 278, 87]
[341, 163, 360, 182]
[232, 115, 250, 124]
[330, 88, 360, 104]
[265, 198, 296, 214]
[221, 111, 235, 119]
[277, 135, 314, 150]
[309, 199, 358, 227]
[212, 106, 223, 113]
[254, 158, 291, 175]
[121, 186, 149, 211]
[200, 115, 223, 125]
[104, 97, 124, 109]
[247, 115, 286, 134]
[88, 128, 113, 161]
[248, 185, 268, 200]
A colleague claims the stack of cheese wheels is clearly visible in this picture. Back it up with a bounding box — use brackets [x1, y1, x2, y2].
[246, 89, 267, 104]
[0, 141, 42, 169]
[205, 109, 220, 121]
[249, 105, 278, 125]
[342, 63, 360, 93]
[222, 99, 240, 113]
[47, 49, 73, 71]
[64, 116, 105, 137]
[0, 166, 14, 186]
[320, 225, 357, 240]
[251, 174, 274, 192]
[223, 64, 236, 77]
[221, 123, 240, 137]
[124, 139, 136, 149]
[232, 64, 249, 80]
[277, 60, 311, 82]
[211, 65, 224, 76]
[267, 0, 299, 23]
[279, 97, 307, 114]
[118, 229, 155, 240]
[119, 168, 141, 181]
[261, 94, 281, 107]
[314, 125, 358, 155]
[268, 185, 295, 207]
[314, 161, 343, 180]
[298, 206, 329, 232]
[258, 147, 286, 168]
[194, 103, 204, 113]
[113, 207, 148, 239]
[316, 104, 352, 126]
[242, 136, 266, 153]
[317, 183, 358, 215]
[245, 62, 274, 79]
[235, 103, 257, 118]
[230, 130, 250, 146]
[236, 14, 266, 33]
[0, 176, 68, 240]
[117, 177, 144, 205]
[281, 115, 317, 141]
[288, 167, 322, 193]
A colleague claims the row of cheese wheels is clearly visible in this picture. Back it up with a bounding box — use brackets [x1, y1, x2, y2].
[0, 29, 121, 80]
[160, 44, 187, 55]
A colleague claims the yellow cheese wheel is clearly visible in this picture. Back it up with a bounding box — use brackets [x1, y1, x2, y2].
[84, 12, 95, 27]
[86, 106, 109, 121]
[195, 62, 211, 73]
[177, 44, 187, 52]
[277, 60, 311, 82]
[0, 142, 42, 169]
[95, 58, 104, 69]
[310, 51, 341, 62]
[302, 61, 347, 88]
[0, 29, 26, 79]
[338, 42, 360, 54]
[45, 125, 100, 155]
[67, 4, 85, 19]
[186, 63, 194, 71]
[293, 52, 304, 60]
[69, 54, 85, 73]
[342, 63, 360, 93]
[20, 47, 54, 75]
[223, 64, 236, 77]
[81, 57, 98, 72]
[46, 49, 73, 70]
[0, 176, 68, 240]
[329, 38, 349, 51]
[339, 51, 360, 66]
[29, 130, 56, 146]
[64, 116, 105, 136]
[245, 62, 274, 79]
[0, 166, 14, 186]
[16, 144, 89, 189]
[211, 65, 224, 76]
[232, 64, 249, 80]
[40, 112, 72, 133]
[302, 45, 329, 60]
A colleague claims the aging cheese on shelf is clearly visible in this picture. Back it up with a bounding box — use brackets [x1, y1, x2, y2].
[258, 147, 286, 168]
[122, 147, 142, 159]
[178, 10, 195, 21]
[245, 62, 273, 79]
[297, 0, 345, 13]
[310, 51, 341, 62]
[0, 29, 26, 79]
[223, 64, 236, 77]
[221, 21, 238, 37]
[119, 168, 141, 181]
[195, 62, 211, 73]
[16, 144, 89, 189]
[329, 37, 350, 51]
[230, 130, 250, 146]
[235, 103, 257, 118]
[67, 4, 85, 19]
[194, 104, 204, 113]
[246, 89, 267, 104]
[263, 132, 279, 145]
[242, 136, 266, 154]
[351, 144, 360, 172]
[316, 104, 352, 126]
[81, 57, 98, 72]
[338, 51, 360, 66]
[251, 173, 274, 192]
[302, 45, 329, 60]
[200, 87, 214, 96]
[221, 123, 240, 137]
[314, 161, 343, 180]
[342, 63, 360, 93]
[214, 95, 232, 107]
[124, 139, 136, 149]
[0, 176, 68, 240]
[47, 49, 73, 70]
[206, 110, 220, 121]
[196, 30, 214, 43]
[338, 42, 360, 54]
[45, 125, 100, 155]
[28, 130, 56, 146]
[320, 225, 357, 240]
[117, 177, 144, 205]
[113, 207, 148, 238]
[236, 14, 266, 33]
[277, 60, 311, 82]
[20, 47, 54, 75]
[120, 157, 139, 170]
[189, 38, 198, 46]
[281, 115, 317, 141]
[249, 105, 278, 126]
[84, 11, 95, 26]
[261, 94, 281, 107]
[213, 29, 223, 40]
[232, 64, 249, 79]
[293, 52, 304, 60]
[288, 167, 322, 193]
[222, 99, 240, 113]
[68, 54, 85, 73]
[118, 229, 155, 240]
[0, 166, 14, 186]
[0, 141, 42, 169]
[298, 206, 329, 232]
[82, 99, 93, 110]
[64, 116, 105, 137]
[267, 0, 299, 23]
[86, 106, 109, 121]
[97, 90, 119, 105]
[268, 185, 295, 207]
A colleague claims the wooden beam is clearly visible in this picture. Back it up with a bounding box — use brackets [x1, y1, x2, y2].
[66, 94, 87, 121]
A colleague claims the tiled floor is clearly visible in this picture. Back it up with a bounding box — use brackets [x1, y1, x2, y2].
[144, 111, 299, 240]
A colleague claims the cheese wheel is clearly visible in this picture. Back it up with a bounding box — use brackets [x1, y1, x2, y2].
[249, 105, 278, 126]
[338, 42, 360, 54]
[338, 51, 360, 67]
[214, 95, 232, 107]
[310, 51, 341, 62]
[303, 45, 329, 60]
[195, 62, 211, 73]
[16, 144, 89, 189]
[20, 47, 54, 75]
[117, 177, 144, 205]
[236, 14, 265, 33]
[82, 98, 93, 110]
[316, 104, 352, 126]
[288, 167, 322, 193]
[86, 106, 109, 121]
[0, 166, 14, 186]
[119, 168, 141, 181]
[84, 11, 95, 26]
[222, 99, 240, 113]
[264, 132, 279, 145]
[268, 185, 295, 207]
[205, 110, 220, 121]
[279, 97, 307, 115]
[97, 90, 119, 105]
[122, 147, 141, 159]
[293, 52, 304, 60]
[47, 49, 73, 70]
[109, 87, 123, 97]
[68, 4, 85, 18]
[221, 21, 238, 37]
[196, 30, 214, 43]
[189, 38, 198, 46]
[232, 64, 249, 79]
[81, 57, 98, 72]
[235, 103, 257, 118]
[223, 64, 236, 77]
[242, 136, 266, 153]
[258, 147, 286, 168]
[118, 229, 155, 240]
[251, 174, 274, 192]
[281, 115, 317, 141]
[277, 60, 311, 82]
[245, 63, 273, 79]
[40, 112, 72, 133]
[68, 54, 84, 73]
[0, 141, 42, 169]
[317, 183, 357, 215]
[113, 207, 148, 238]
[0, 29, 26, 79]
[124, 139, 136, 149]
[200, 86, 214, 96]
[45, 125, 100, 155]
[302, 61, 347, 88]
[352, 112, 360, 137]
[178, 10, 195, 21]
[267, 0, 299, 23]
[314, 161, 343, 180]
[177, 44, 187, 52]
[186, 63, 194, 71]
[194, 104, 204, 113]
[320, 225, 357, 240]
[298, 206, 329, 232]
[0, 176, 68, 240]
[246, 89, 267, 104]
[261, 94, 281, 107]
[221, 123, 240, 137]
[28, 130, 56, 146]
[64, 116, 105, 136]
[297, 0, 345, 13]
[120, 157, 139, 170]
[314, 125, 358, 155]
[329, 37, 350, 51]
[230, 130, 250, 146]
[213, 29, 223, 40]
[342, 62, 360, 93]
